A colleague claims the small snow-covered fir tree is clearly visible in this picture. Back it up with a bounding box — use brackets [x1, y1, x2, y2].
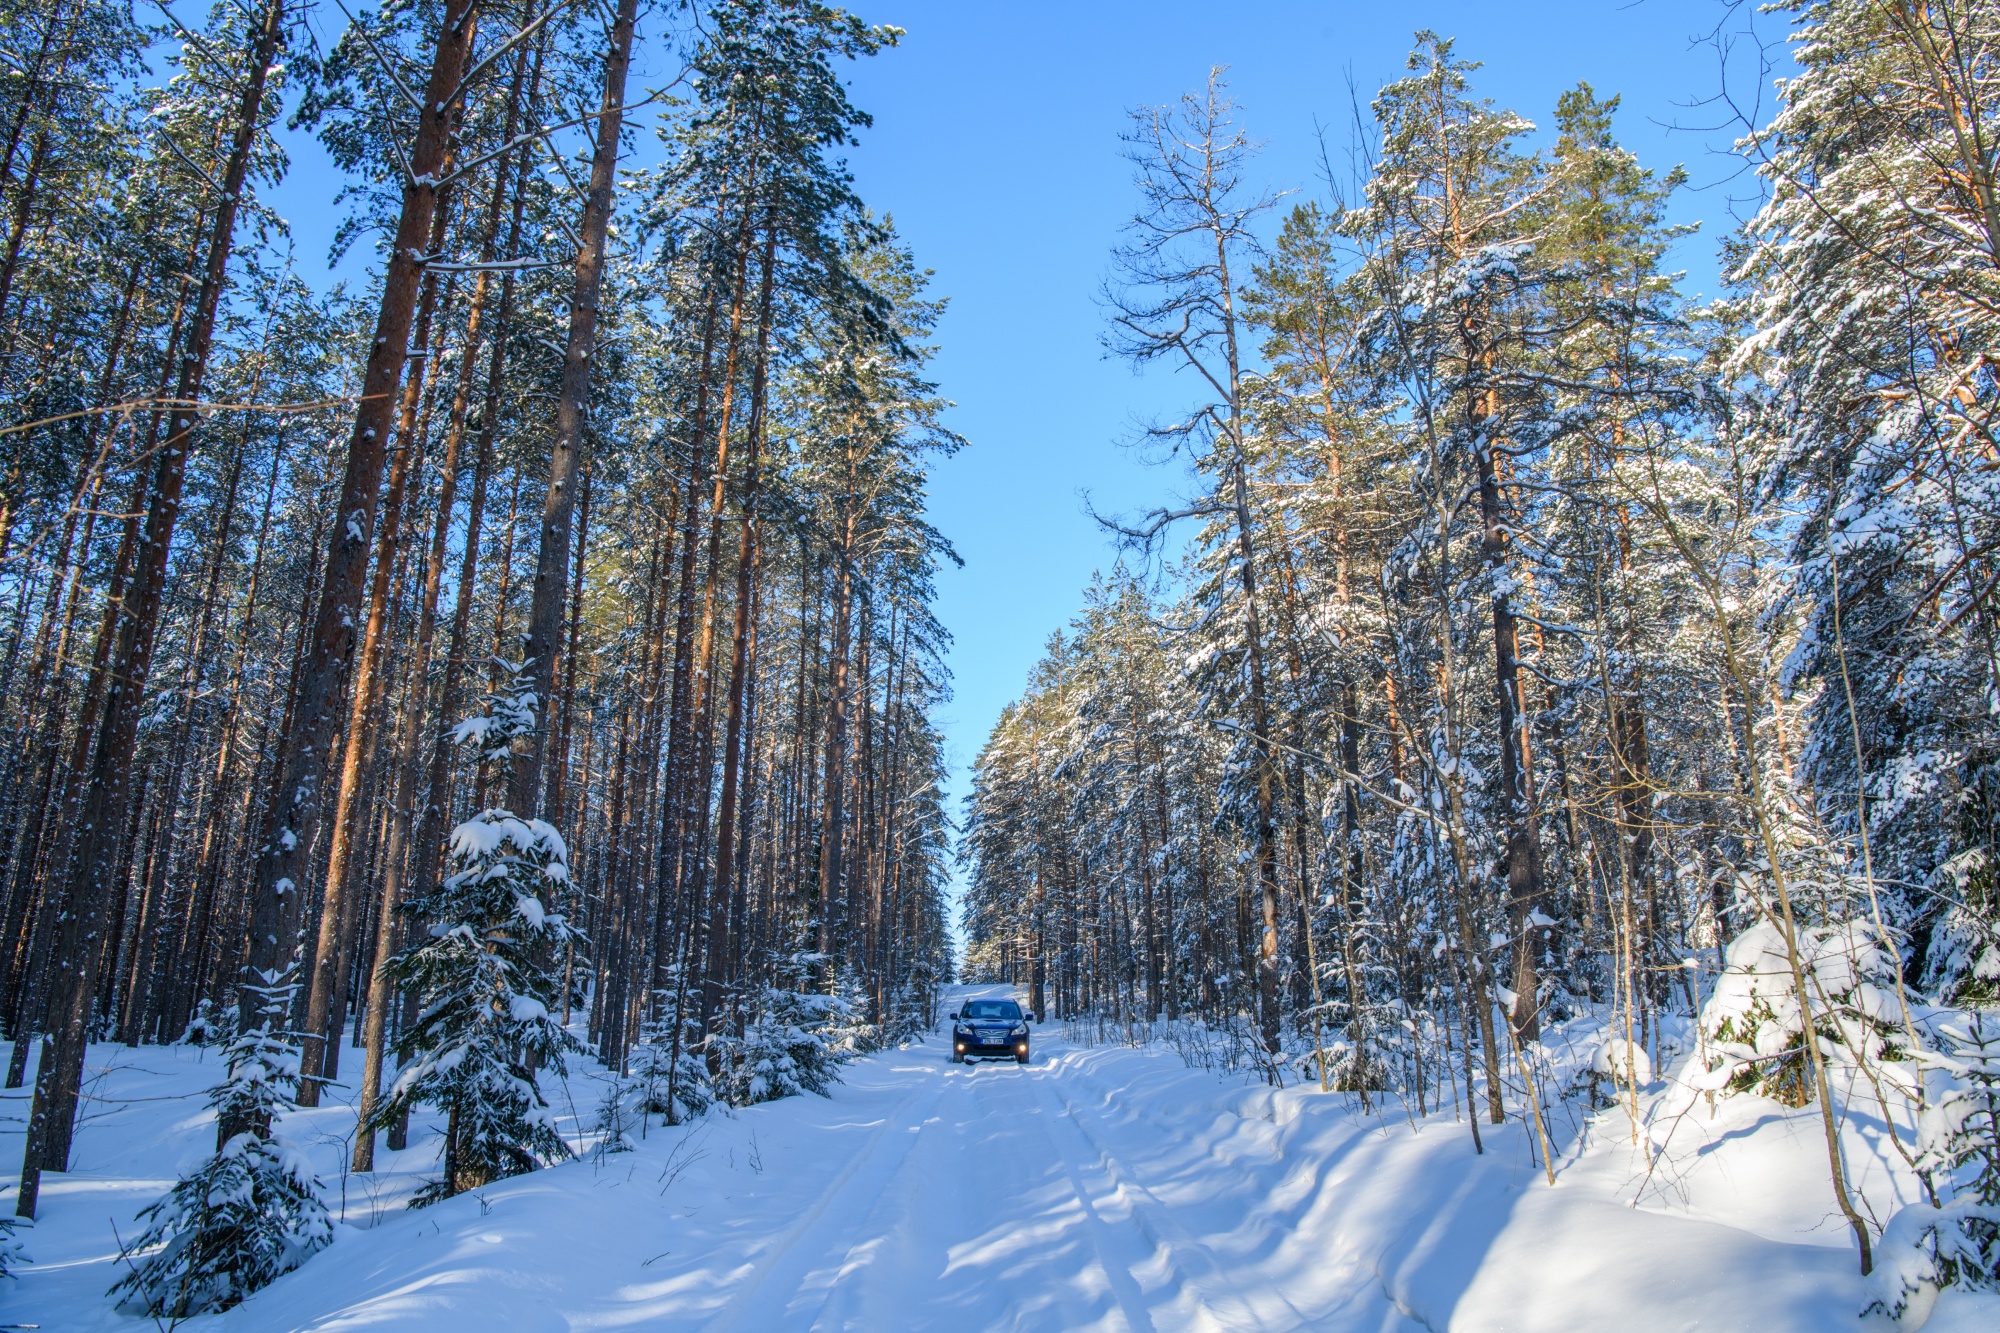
[110, 979, 330, 1317]
[451, 655, 540, 772]
[178, 997, 235, 1048]
[372, 806, 581, 1202]
[590, 1074, 642, 1158]
[628, 974, 712, 1125]
[1869, 1012, 2000, 1324]
[825, 968, 881, 1057]
[884, 959, 942, 1043]
[718, 987, 846, 1104]
[1933, 768, 2000, 1003]
[1690, 784, 1914, 1107]
[712, 954, 852, 1105]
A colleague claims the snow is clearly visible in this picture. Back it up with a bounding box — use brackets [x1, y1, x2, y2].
[449, 715, 496, 748]
[1592, 1034, 1653, 1087]
[1693, 919, 1906, 1096]
[5, 985, 1999, 1331]
[444, 812, 566, 877]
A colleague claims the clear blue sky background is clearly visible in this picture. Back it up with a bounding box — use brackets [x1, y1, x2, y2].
[268, 0, 1786, 926]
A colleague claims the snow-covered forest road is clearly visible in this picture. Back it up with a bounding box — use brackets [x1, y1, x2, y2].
[675, 986, 1323, 1333]
[10, 984, 1996, 1331]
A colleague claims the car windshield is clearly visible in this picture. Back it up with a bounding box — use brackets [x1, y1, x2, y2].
[962, 1001, 1021, 1021]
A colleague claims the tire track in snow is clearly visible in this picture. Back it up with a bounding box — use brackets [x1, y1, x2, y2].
[793, 1051, 1156, 1333]
[791, 1064, 961, 1333]
[1057, 1046, 1451, 1333]
[731, 1037, 1172, 1333]
[703, 998, 1289, 1332]
[968, 1058, 1165, 1333]
[698, 1073, 945, 1333]
[1039, 1062, 1311, 1332]
[786, 1059, 1051, 1331]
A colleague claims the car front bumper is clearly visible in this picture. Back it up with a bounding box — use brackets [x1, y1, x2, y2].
[954, 1033, 1029, 1059]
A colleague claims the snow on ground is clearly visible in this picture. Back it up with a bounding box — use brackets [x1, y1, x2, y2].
[4, 984, 1998, 1331]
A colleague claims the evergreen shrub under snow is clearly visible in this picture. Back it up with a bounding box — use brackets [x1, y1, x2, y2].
[627, 977, 714, 1125]
[372, 809, 581, 1202]
[1868, 1011, 2000, 1326]
[1692, 919, 1907, 1105]
[612, 959, 876, 1127]
[109, 979, 330, 1317]
[711, 984, 854, 1105]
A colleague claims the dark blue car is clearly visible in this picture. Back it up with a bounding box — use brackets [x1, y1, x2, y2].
[950, 998, 1032, 1063]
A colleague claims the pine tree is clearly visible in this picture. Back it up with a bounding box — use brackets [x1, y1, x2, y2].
[108, 979, 329, 1317]
[1103, 68, 1285, 1056]
[372, 664, 582, 1201]
[1731, 0, 2000, 1001]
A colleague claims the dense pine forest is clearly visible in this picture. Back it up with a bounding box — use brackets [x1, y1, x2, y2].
[0, 0, 958, 1306]
[961, 4, 2000, 1310]
[3, 0, 2000, 1326]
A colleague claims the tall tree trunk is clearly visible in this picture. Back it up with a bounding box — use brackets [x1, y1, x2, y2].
[0, 127, 53, 341]
[1227, 451, 1282, 1059]
[351, 39, 535, 1163]
[507, 0, 640, 816]
[297, 235, 453, 1106]
[818, 516, 854, 968]
[545, 459, 592, 821]
[240, 0, 480, 1065]
[705, 221, 778, 1027]
[653, 292, 723, 1002]
[0, 5, 72, 353]
[17, 0, 288, 1215]
[1475, 425, 1546, 1044]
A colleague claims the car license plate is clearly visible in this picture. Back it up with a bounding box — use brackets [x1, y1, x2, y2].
[978, 1031, 1007, 1046]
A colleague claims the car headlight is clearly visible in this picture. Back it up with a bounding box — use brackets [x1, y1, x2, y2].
[1011, 1024, 1027, 1037]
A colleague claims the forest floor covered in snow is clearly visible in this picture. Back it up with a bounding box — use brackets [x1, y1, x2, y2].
[4, 984, 1996, 1331]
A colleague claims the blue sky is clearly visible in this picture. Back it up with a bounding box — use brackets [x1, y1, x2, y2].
[266, 0, 1786, 916]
